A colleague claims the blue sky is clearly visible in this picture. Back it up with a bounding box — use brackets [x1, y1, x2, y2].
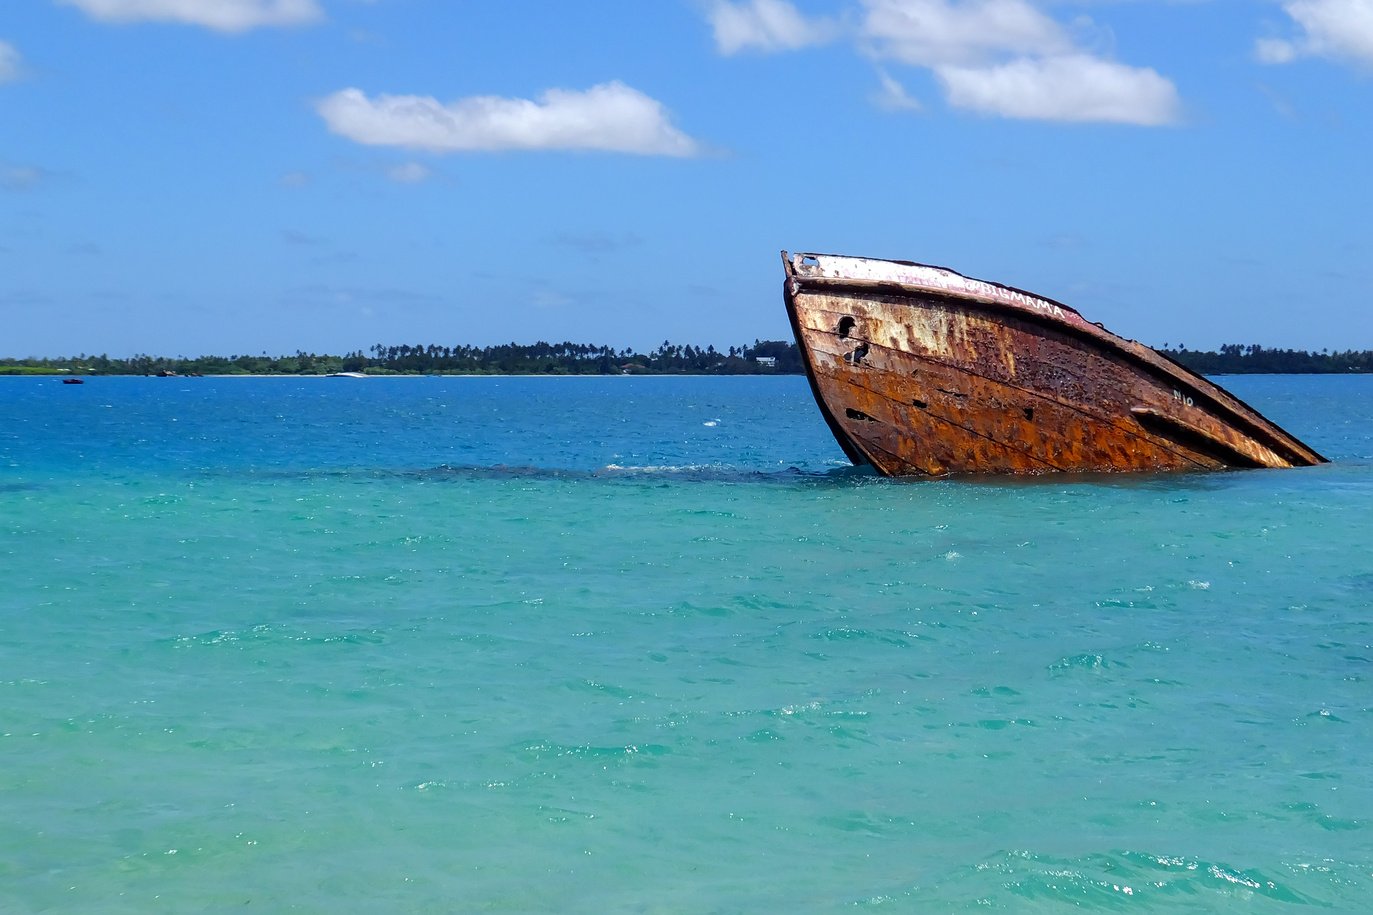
[2, 0, 1371, 357]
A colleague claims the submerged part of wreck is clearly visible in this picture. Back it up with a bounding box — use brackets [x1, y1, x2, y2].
[782, 251, 1327, 476]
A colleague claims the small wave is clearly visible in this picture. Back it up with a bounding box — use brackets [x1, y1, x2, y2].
[892, 848, 1361, 909]
[168, 623, 385, 648]
[603, 462, 723, 474]
[199, 461, 891, 487]
[516, 740, 671, 760]
[1048, 652, 1122, 674]
[810, 626, 915, 648]
[596, 462, 836, 485]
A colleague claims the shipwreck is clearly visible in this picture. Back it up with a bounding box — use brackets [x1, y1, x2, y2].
[782, 251, 1327, 476]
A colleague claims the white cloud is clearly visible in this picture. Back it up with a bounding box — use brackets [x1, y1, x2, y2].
[1259, 0, 1373, 67]
[316, 82, 701, 156]
[708, 0, 835, 54]
[699, 0, 1182, 125]
[387, 162, 431, 183]
[0, 40, 21, 83]
[57, 0, 323, 32]
[937, 54, 1180, 124]
[861, 0, 1070, 66]
[877, 0, 1183, 126]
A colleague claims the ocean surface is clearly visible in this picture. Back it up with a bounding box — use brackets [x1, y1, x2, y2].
[3, 374, 1372, 913]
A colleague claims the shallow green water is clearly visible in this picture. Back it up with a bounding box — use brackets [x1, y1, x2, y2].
[3, 376, 1371, 912]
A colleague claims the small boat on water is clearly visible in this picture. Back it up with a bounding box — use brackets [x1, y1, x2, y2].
[62, 377, 84, 384]
[782, 251, 1327, 476]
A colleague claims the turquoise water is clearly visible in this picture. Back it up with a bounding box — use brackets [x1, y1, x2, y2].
[3, 375, 1372, 913]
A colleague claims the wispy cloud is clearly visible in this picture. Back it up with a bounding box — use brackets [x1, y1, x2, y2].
[531, 288, 574, 308]
[1254, 81, 1299, 118]
[1, 164, 48, 190]
[0, 290, 55, 307]
[56, 0, 323, 33]
[282, 228, 325, 246]
[872, 68, 922, 110]
[316, 82, 701, 156]
[1257, 0, 1373, 68]
[1038, 232, 1084, 251]
[707, 0, 837, 54]
[282, 283, 440, 312]
[386, 161, 431, 183]
[861, 0, 1070, 67]
[546, 231, 644, 254]
[701, 0, 1182, 126]
[0, 40, 21, 84]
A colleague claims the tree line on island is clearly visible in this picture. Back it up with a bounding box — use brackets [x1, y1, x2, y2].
[1157, 343, 1373, 374]
[3, 340, 1372, 376]
[0, 340, 805, 376]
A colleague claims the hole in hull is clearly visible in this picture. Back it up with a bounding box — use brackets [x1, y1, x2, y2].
[845, 408, 877, 422]
[837, 316, 856, 339]
[845, 343, 870, 366]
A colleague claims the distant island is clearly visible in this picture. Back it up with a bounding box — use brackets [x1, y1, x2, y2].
[3, 340, 1371, 376]
[1156, 344, 1373, 374]
[1, 340, 804, 376]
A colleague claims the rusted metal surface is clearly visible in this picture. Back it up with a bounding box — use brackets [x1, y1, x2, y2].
[782, 251, 1328, 476]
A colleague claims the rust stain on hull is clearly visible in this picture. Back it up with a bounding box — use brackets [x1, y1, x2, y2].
[782, 251, 1327, 476]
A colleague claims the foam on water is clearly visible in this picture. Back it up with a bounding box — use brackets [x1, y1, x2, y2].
[2, 375, 1372, 912]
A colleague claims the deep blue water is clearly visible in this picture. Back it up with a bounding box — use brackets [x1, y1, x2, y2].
[2, 374, 1371, 912]
[1, 375, 845, 481]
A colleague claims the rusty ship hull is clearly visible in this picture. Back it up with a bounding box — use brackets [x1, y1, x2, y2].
[782, 251, 1327, 476]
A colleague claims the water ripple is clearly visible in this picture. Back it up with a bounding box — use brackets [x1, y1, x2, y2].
[897, 848, 1365, 909]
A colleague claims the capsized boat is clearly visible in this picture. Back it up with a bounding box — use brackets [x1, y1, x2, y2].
[782, 251, 1327, 476]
